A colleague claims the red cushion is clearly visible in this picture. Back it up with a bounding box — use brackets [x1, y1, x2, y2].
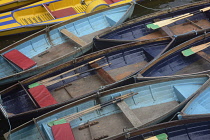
[52, 123, 75, 140]
[52, 8, 77, 18]
[104, 0, 114, 4]
[28, 85, 57, 107]
[3, 49, 36, 70]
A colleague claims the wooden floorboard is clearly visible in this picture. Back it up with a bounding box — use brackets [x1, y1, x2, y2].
[32, 41, 75, 66]
[51, 74, 106, 103]
[73, 101, 179, 140]
[174, 59, 210, 75]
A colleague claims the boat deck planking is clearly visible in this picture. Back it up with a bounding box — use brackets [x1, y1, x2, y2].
[31, 41, 76, 66]
[174, 59, 210, 75]
[50, 60, 150, 103]
[32, 28, 111, 66]
[72, 101, 179, 140]
[51, 75, 106, 103]
[108, 61, 148, 81]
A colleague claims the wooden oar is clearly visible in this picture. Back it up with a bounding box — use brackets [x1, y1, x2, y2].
[28, 57, 105, 88]
[182, 42, 210, 56]
[62, 93, 135, 122]
[37, 63, 110, 87]
[47, 92, 137, 126]
[147, 6, 210, 30]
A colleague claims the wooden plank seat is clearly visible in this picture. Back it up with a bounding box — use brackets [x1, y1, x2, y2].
[28, 85, 57, 108]
[90, 62, 116, 84]
[3, 49, 36, 70]
[60, 29, 87, 47]
[104, 0, 121, 4]
[117, 101, 142, 128]
[52, 123, 75, 140]
[154, 19, 175, 38]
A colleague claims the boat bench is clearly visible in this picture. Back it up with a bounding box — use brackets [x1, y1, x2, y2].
[104, 0, 121, 4]
[3, 49, 36, 70]
[117, 101, 142, 128]
[43, 4, 77, 19]
[28, 85, 57, 107]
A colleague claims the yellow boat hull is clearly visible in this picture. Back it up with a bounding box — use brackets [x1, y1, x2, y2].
[0, 0, 134, 36]
[0, 0, 41, 13]
[0, 26, 44, 36]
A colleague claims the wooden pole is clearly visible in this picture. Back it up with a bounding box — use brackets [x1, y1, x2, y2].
[38, 57, 105, 85]
[44, 63, 110, 87]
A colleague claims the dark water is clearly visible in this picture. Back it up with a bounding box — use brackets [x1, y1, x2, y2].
[0, 0, 203, 138]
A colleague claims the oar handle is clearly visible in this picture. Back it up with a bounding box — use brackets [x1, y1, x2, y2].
[44, 63, 110, 86]
[49, 92, 138, 125]
[66, 105, 101, 122]
[39, 57, 105, 84]
[45, 73, 80, 86]
[200, 6, 210, 12]
[190, 42, 210, 53]
[147, 5, 210, 30]
[88, 56, 105, 64]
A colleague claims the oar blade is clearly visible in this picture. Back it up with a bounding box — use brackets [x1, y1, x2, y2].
[147, 23, 160, 29]
[145, 133, 168, 140]
[182, 48, 195, 57]
[47, 119, 67, 127]
[28, 82, 42, 88]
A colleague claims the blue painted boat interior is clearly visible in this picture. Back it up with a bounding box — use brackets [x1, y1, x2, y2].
[128, 120, 210, 140]
[9, 77, 208, 139]
[142, 36, 210, 77]
[183, 87, 210, 115]
[1, 39, 170, 115]
[0, 5, 130, 79]
[100, 3, 210, 40]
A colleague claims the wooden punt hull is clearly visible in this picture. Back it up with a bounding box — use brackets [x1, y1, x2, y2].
[94, 1, 210, 49]
[0, 0, 41, 13]
[111, 116, 210, 140]
[0, 3, 134, 86]
[138, 32, 210, 79]
[0, 0, 133, 36]
[4, 74, 210, 139]
[0, 37, 173, 128]
[178, 75, 210, 120]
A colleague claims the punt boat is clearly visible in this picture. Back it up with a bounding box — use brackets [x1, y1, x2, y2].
[0, 2, 134, 86]
[137, 32, 210, 80]
[94, 0, 210, 49]
[3, 74, 210, 140]
[0, 36, 174, 127]
[178, 74, 210, 120]
[0, 0, 41, 13]
[111, 116, 210, 140]
[0, 0, 133, 36]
